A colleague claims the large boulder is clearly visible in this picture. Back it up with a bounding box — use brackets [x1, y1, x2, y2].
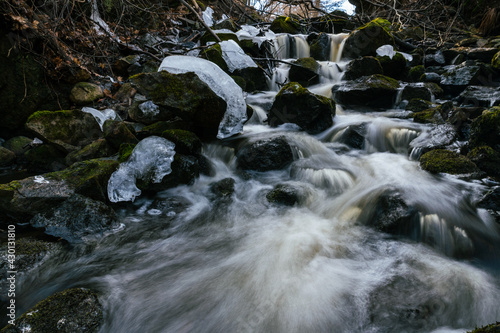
[440, 63, 486, 96]
[469, 107, 500, 151]
[269, 16, 301, 34]
[401, 84, 432, 101]
[0, 147, 16, 166]
[377, 52, 407, 79]
[69, 82, 104, 105]
[288, 57, 320, 87]
[269, 82, 335, 134]
[419, 149, 480, 175]
[343, 56, 383, 80]
[342, 18, 395, 59]
[467, 146, 500, 179]
[130, 71, 227, 138]
[2, 288, 103, 333]
[65, 139, 115, 165]
[309, 33, 331, 61]
[102, 120, 139, 149]
[333, 74, 400, 109]
[25, 110, 102, 153]
[236, 136, 295, 171]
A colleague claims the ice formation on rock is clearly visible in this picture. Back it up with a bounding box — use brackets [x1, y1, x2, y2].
[376, 45, 413, 62]
[158, 55, 247, 139]
[220, 40, 258, 73]
[82, 107, 120, 130]
[108, 136, 176, 202]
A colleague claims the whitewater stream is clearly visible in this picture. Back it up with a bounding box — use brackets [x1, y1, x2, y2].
[14, 33, 500, 333]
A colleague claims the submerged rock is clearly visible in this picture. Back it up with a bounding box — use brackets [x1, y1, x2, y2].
[342, 18, 394, 59]
[368, 189, 418, 235]
[419, 149, 480, 175]
[237, 136, 295, 172]
[269, 82, 335, 134]
[210, 177, 236, 198]
[2, 288, 103, 333]
[266, 184, 300, 206]
[333, 74, 400, 109]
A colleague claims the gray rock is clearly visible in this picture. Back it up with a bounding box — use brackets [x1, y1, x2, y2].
[458, 86, 500, 107]
[237, 136, 295, 172]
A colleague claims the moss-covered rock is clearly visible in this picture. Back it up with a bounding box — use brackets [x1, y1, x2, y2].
[118, 143, 136, 163]
[102, 120, 139, 149]
[65, 139, 115, 165]
[200, 44, 228, 72]
[237, 136, 295, 172]
[266, 184, 300, 206]
[405, 98, 433, 113]
[210, 177, 236, 198]
[3, 136, 32, 156]
[25, 110, 102, 153]
[161, 129, 202, 155]
[288, 57, 320, 87]
[467, 146, 500, 178]
[113, 55, 141, 77]
[342, 18, 395, 59]
[408, 65, 425, 82]
[233, 67, 268, 92]
[424, 82, 444, 98]
[377, 52, 406, 79]
[269, 82, 335, 134]
[200, 32, 239, 46]
[137, 119, 192, 138]
[413, 108, 443, 124]
[1, 288, 103, 333]
[239, 39, 262, 58]
[269, 16, 301, 34]
[343, 56, 383, 80]
[0, 147, 16, 167]
[419, 149, 480, 175]
[401, 84, 432, 101]
[212, 18, 239, 32]
[333, 74, 400, 109]
[23, 144, 67, 173]
[69, 82, 104, 105]
[492, 51, 500, 71]
[130, 71, 227, 139]
[309, 33, 331, 61]
[467, 322, 500, 333]
[469, 107, 500, 151]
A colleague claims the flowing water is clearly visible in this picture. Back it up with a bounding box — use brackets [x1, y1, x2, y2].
[13, 35, 500, 333]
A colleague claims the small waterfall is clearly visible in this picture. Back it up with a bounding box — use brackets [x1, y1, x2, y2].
[329, 33, 348, 62]
[270, 34, 310, 59]
[365, 119, 421, 155]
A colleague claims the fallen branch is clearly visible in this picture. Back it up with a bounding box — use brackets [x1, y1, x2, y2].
[179, 0, 221, 43]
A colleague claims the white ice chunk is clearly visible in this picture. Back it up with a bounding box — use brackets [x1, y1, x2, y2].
[236, 25, 261, 39]
[158, 55, 247, 139]
[34, 175, 49, 184]
[376, 44, 413, 62]
[202, 7, 214, 27]
[220, 40, 258, 72]
[82, 107, 120, 130]
[107, 136, 176, 202]
[138, 101, 160, 117]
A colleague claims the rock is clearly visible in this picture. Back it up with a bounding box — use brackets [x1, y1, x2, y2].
[140, 154, 200, 192]
[212, 18, 239, 32]
[467, 48, 498, 63]
[421, 72, 441, 83]
[440, 63, 485, 96]
[408, 65, 425, 82]
[424, 82, 444, 98]
[65, 139, 115, 165]
[412, 102, 453, 124]
[2, 288, 103, 333]
[118, 143, 136, 163]
[161, 129, 202, 155]
[269, 16, 301, 34]
[333, 74, 400, 109]
[342, 18, 395, 59]
[113, 55, 141, 77]
[269, 82, 335, 134]
[469, 107, 500, 151]
[137, 119, 192, 138]
[334, 123, 367, 149]
[401, 84, 432, 101]
[343, 56, 383, 80]
[419, 149, 480, 175]
[466, 322, 500, 333]
[210, 177, 236, 198]
[410, 124, 457, 157]
[69, 82, 104, 105]
[368, 189, 418, 235]
[457, 86, 500, 107]
[233, 67, 268, 92]
[288, 57, 320, 87]
[467, 146, 500, 179]
[478, 188, 500, 223]
[30, 194, 118, 243]
[309, 33, 331, 61]
[25, 110, 102, 153]
[236, 136, 295, 171]
[0, 147, 16, 166]
[200, 44, 228, 72]
[103, 120, 139, 150]
[23, 144, 67, 173]
[266, 184, 300, 206]
[130, 71, 227, 139]
[3, 136, 32, 155]
[492, 51, 500, 71]
[424, 50, 446, 66]
[200, 32, 239, 46]
[377, 52, 407, 79]
[405, 99, 433, 112]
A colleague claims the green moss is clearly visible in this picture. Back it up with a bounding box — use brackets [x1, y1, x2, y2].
[470, 107, 500, 149]
[467, 145, 500, 178]
[365, 74, 400, 90]
[200, 33, 239, 46]
[492, 51, 500, 71]
[370, 18, 392, 32]
[269, 16, 301, 34]
[406, 99, 433, 113]
[118, 143, 136, 163]
[15, 238, 51, 256]
[231, 75, 247, 90]
[277, 82, 309, 97]
[0, 180, 21, 192]
[408, 65, 425, 82]
[467, 322, 500, 332]
[294, 57, 319, 72]
[413, 108, 440, 123]
[420, 149, 479, 174]
[200, 44, 228, 72]
[161, 129, 202, 155]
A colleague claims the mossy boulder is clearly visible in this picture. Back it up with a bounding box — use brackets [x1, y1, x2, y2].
[377, 52, 406, 79]
[210, 177, 236, 198]
[401, 84, 432, 101]
[408, 65, 425, 82]
[469, 107, 500, 151]
[270, 16, 301, 34]
[266, 184, 300, 206]
[333, 74, 400, 109]
[1, 288, 103, 333]
[309, 33, 331, 61]
[200, 32, 239, 46]
[118, 143, 136, 163]
[102, 120, 139, 149]
[161, 129, 202, 155]
[405, 99, 433, 113]
[288, 57, 320, 87]
[25, 110, 102, 153]
[467, 146, 500, 178]
[137, 119, 192, 138]
[236, 136, 295, 172]
[0, 147, 16, 167]
[212, 18, 239, 32]
[413, 108, 443, 124]
[343, 56, 383, 80]
[233, 67, 268, 92]
[269, 82, 335, 134]
[69, 82, 104, 105]
[239, 39, 262, 58]
[65, 139, 115, 165]
[3, 136, 32, 155]
[467, 322, 500, 333]
[200, 44, 228, 72]
[130, 71, 227, 139]
[342, 18, 395, 59]
[23, 144, 67, 173]
[492, 51, 500, 71]
[419, 149, 480, 175]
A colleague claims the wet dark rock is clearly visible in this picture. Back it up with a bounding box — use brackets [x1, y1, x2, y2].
[236, 136, 294, 172]
[309, 33, 331, 61]
[69, 82, 104, 105]
[467, 48, 498, 63]
[478, 187, 500, 223]
[0, 147, 16, 167]
[412, 102, 453, 124]
[210, 178, 236, 198]
[3, 136, 32, 156]
[25, 110, 102, 153]
[200, 32, 239, 46]
[467, 146, 500, 179]
[161, 129, 202, 156]
[457, 86, 500, 107]
[269, 16, 301, 34]
[2, 288, 103, 333]
[424, 50, 446, 66]
[369, 190, 418, 235]
[335, 123, 367, 149]
[377, 52, 407, 79]
[24, 144, 67, 173]
[407, 65, 425, 82]
[233, 67, 268, 92]
[410, 124, 457, 156]
[30, 194, 118, 243]
[440, 63, 485, 96]
[137, 119, 193, 138]
[333, 74, 400, 109]
[343, 56, 383, 81]
[342, 18, 394, 59]
[401, 84, 432, 101]
[269, 82, 335, 134]
[424, 82, 444, 98]
[103, 120, 139, 149]
[421, 72, 441, 83]
[65, 139, 115, 165]
[469, 107, 500, 151]
[289, 57, 320, 87]
[419, 149, 480, 175]
[266, 184, 300, 206]
[140, 154, 200, 192]
[200, 44, 228, 72]
[130, 71, 227, 139]
[405, 99, 433, 113]
[113, 55, 141, 77]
